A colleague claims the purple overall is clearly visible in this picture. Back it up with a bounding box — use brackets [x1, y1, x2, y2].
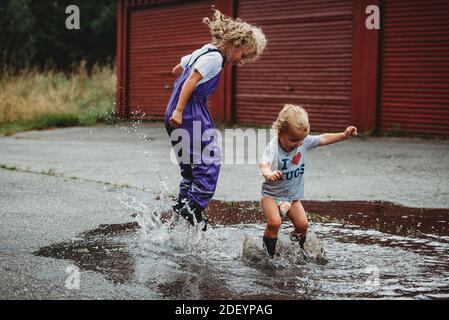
[165, 48, 225, 210]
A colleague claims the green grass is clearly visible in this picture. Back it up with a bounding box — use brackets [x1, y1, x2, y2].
[0, 110, 118, 136]
[0, 63, 119, 135]
[0, 163, 131, 189]
[0, 164, 19, 171]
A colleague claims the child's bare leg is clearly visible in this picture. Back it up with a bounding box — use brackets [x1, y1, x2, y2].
[287, 200, 308, 248]
[262, 196, 282, 238]
[261, 196, 282, 257]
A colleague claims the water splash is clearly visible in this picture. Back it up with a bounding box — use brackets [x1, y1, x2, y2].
[118, 174, 227, 263]
[118, 174, 328, 270]
[35, 185, 449, 299]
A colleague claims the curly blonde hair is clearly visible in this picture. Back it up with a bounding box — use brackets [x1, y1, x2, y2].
[203, 9, 267, 64]
[272, 104, 310, 137]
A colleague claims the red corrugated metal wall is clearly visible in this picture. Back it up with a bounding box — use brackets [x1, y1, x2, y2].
[118, 0, 449, 136]
[380, 0, 449, 135]
[235, 0, 354, 131]
[350, 0, 380, 134]
[126, 0, 214, 120]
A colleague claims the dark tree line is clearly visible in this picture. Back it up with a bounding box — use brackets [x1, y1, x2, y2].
[0, 0, 117, 72]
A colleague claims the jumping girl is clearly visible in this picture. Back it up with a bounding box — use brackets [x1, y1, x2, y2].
[165, 9, 267, 230]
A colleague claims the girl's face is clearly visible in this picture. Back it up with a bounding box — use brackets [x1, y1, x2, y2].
[227, 46, 254, 64]
[278, 125, 308, 152]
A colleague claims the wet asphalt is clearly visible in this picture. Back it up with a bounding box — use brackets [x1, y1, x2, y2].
[0, 123, 448, 299]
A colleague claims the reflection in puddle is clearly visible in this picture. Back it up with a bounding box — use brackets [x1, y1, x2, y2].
[35, 199, 449, 299]
[36, 222, 138, 284]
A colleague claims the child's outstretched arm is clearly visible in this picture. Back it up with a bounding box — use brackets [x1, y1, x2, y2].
[169, 70, 203, 127]
[318, 126, 358, 146]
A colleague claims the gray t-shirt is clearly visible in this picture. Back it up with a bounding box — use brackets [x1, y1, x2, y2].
[261, 135, 320, 201]
[180, 44, 223, 87]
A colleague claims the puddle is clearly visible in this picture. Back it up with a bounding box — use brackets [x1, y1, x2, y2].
[207, 200, 449, 237]
[35, 199, 449, 299]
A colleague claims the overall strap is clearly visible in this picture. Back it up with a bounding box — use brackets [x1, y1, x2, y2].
[187, 48, 226, 68]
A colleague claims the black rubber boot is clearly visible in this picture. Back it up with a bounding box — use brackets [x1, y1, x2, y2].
[178, 199, 208, 231]
[298, 235, 306, 249]
[291, 233, 306, 249]
[172, 197, 186, 214]
[263, 237, 277, 258]
[291, 233, 309, 260]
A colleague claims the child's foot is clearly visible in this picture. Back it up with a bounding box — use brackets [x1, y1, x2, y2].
[178, 199, 208, 231]
[172, 198, 186, 214]
[299, 246, 310, 260]
[263, 237, 277, 259]
[290, 232, 310, 261]
[290, 232, 306, 249]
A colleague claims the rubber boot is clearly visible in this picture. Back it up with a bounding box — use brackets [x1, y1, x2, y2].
[178, 199, 208, 231]
[290, 232, 306, 249]
[172, 197, 186, 214]
[263, 237, 277, 258]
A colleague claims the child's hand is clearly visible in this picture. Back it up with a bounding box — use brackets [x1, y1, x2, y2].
[265, 170, 283, 181]
[170, 110, 183, 127]
[344, 126, 358, 138]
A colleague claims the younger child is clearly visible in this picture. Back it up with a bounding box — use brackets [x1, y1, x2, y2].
[165, 9, 267, 229]
[259, 104, 357, 257]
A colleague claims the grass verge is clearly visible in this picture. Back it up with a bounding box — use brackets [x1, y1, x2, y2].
[0, 62, 118, 135]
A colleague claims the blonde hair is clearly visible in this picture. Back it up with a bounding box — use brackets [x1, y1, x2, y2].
[203, 9, 267, 64]
[272, 104, 310, 137]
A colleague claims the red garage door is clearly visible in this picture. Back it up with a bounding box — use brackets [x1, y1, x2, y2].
[380, 0, 449, 135]
[235, 0, 354, 131]
[127, 0, 214, 120]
